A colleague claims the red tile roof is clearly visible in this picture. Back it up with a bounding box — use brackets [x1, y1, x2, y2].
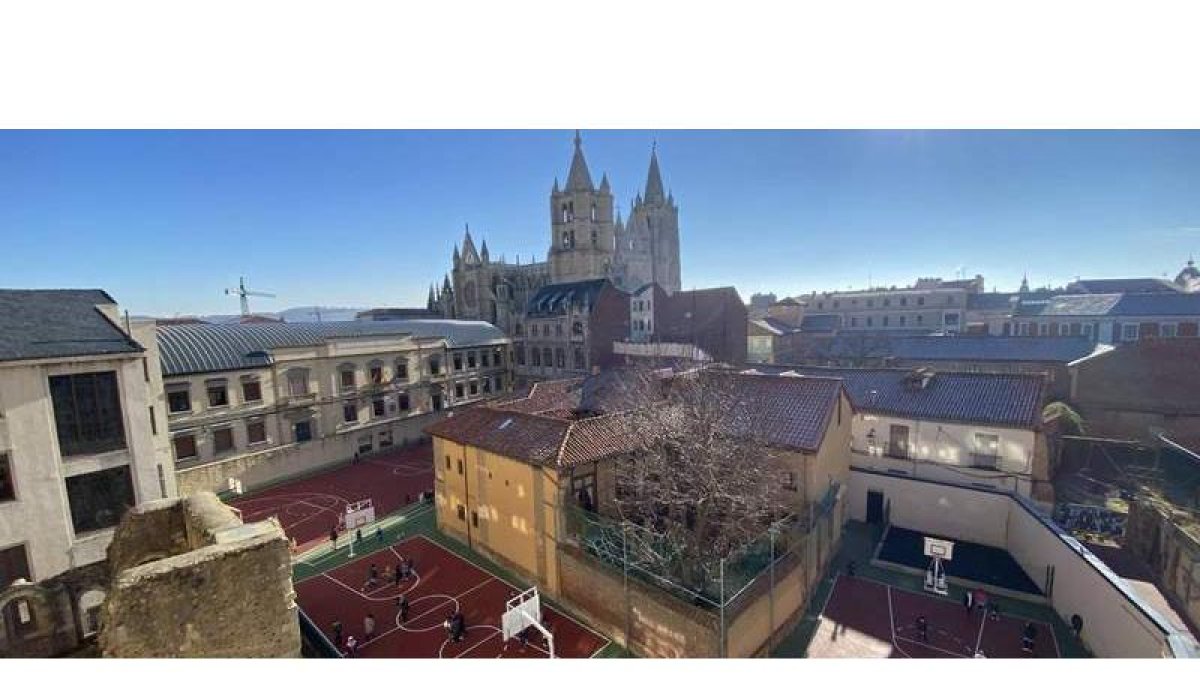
[490, 378, 585, 414]
[424, 406, 569, 465]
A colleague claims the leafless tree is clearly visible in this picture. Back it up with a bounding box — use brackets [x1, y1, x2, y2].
[606, 369, 788, 587]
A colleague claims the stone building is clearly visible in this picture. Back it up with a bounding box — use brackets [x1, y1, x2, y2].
[156, 319, 511, 496]
[621, 283, 747, 365]
[434, 131, 682, 338]
[0, 289, 176, 656]
[511, 278, 631, 380]
[802, 276, 984, 335]
[0, 290, 176, 587]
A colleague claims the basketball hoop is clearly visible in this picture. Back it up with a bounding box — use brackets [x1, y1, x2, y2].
[502, 587, 554, 658]
[923, 536, 954, 596]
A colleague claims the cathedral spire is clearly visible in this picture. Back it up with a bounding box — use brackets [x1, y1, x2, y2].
[1019, 272, 1030, 294]
[599, 172, 610, 194]
[462, 223, 479, 264]
[480, 239, 490, 262]
[565, 130, 594, 192]
[427, 284, 437, 310]
[644, 141, 666, 205]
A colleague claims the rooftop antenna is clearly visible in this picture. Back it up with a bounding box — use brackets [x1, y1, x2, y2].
[224, 276, 276, 317]
[310, 308, 323, 322]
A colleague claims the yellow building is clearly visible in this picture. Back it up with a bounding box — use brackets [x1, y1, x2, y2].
[425, 371, 854, 600]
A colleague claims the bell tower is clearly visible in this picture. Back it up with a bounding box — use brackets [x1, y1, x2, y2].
[548, 131, 615, 283]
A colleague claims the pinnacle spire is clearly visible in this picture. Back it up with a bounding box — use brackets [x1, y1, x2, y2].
[644, 142, 665, 204]
[462, 223, 479, 263]
[599, 172, 610, 194]
[480, 239, 490, 261]
[565, 130, 594, 192]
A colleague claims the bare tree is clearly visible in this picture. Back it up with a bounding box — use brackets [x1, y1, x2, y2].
[607, 369, 787, 587]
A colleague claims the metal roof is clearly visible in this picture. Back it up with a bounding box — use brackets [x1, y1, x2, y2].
[526, 278, 612, 317]
[1013, 292, 1200, 318]
[891, 336, 1103, 363]
[157, 319, 507, 377]
[0, 289, 143, 363]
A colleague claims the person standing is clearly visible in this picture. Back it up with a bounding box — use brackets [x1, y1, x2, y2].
[397, 594, 409, 623]
[330, 526, 339, 551]
[376, 527, 385, 546]
[345, 635, 358, 657]
[916, 615, 928, 643]
[332, 620, 343, 648]
[364, 613, 376, 641]
[1022, 622, 1038, 654]
[964, 589, 973, 616]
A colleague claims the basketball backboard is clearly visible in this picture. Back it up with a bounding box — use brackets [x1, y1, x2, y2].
[923, 536, 955, 561]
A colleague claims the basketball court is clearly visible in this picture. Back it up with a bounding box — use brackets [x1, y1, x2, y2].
[294, 534, 610, 658]
[807, 574, 1060, 658]
[229, 443, 433, 550]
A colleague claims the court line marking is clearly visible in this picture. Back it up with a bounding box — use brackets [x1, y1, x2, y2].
[415, 534, 613, 654]
[454, 625, 503, 658]
[974, 606, 988, 656]
[357, 576, 495, 650]
[887, 586, 912, 658]
[395, 594, 461, 633]
[895, 635, 968, 658]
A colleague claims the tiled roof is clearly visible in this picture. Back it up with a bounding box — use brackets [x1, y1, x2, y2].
[559, 414, 637, 467]
[157, 319, 507, 376]
[526, 278, 612, 317]
[891, 336, 1102, 363]
[754, 366, 1044, 429]
[703, 371, 843, 452]
[1109, 293, 1200, 317]
[0, 289, 143, 363]
[425, 407, 569, 465]
[1015, 294, 1122, 317]
[1067, 278, 1181, 294]
[491, 378, 585, 414]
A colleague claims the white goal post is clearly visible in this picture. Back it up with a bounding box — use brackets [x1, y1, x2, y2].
[502, 587, 554, 658]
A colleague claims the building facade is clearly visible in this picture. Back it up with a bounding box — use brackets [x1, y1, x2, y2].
[803, 276, 984, 335]
[156, 320, 511, 495]
[0, 290, 176, 591]
[434, 132, 682, 340]
[511, 278, 630, 381]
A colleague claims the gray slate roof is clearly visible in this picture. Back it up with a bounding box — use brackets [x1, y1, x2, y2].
[744, 365, 1044, 429]
[1066, 278, 1181, 294]
[800, 314, 841, 332]
[526, 278, 612, 317]
[0, 289, 143, 363]
[1014, 292, 1200, 318]
[891, 336, 1102, 363]
[157, 319, 507, 377]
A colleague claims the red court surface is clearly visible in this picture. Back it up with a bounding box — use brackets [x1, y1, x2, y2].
[295, 535, 610, 658]
[807, 575, 1060, 658]
[230, 443, 433, 549]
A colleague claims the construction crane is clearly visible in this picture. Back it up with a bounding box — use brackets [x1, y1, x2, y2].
[224, 277, 276, 317]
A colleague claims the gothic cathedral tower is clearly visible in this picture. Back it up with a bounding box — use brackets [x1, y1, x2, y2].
[549, 132, 616, 284]
[614, 144, 681, 293]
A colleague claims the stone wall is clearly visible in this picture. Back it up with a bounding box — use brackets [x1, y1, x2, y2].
[0, 561, 109, 658]
[99, 492, 300, 657]
[557, 544, 719, 658]
[1126, 497, 1200, 635]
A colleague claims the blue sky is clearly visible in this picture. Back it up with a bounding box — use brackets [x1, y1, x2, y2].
[1, 130, 1198, 317]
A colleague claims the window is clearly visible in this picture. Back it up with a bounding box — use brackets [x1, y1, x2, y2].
[1039, 323, 1049, 336]
[457, 504, 466, 521]
[482, 378, 492, 394]
[866, 317, 873, 327]
[531, 348, 541, 366]
[445, 455, 451, 470]
[882, 316, 889, 327]
[432, 394, 443, 410]
[918, 297, 925, 306]
[944, 312, 959, 325]
[207, 383, 228, 408]
[916, 315, 924, 325]
[395, 360, 409, 381]
[899, 316, 907, 326]
[884, 298, 891, 307]
[213, 427, 235, 454]
[247, 420, 267, 445]
[168, 389, 191, 413]
[0, 453, 15, 502]
[156, 463, 167, 499]
[850, 317, 858, 327]
[455, 382, 465, 398]
[457, 459, 463, 475]
[817, 302, 824, 310]
[1162, 323, 1178, 338]
[294, 420, 313, 443]
[66, 465, 135, 534]
[900, 297, 908, 306]
[340, 369, 356, 390]
[50, 371, 126, 456]
[173, 434, 197, 460]
[1122, 324, 1138, 341]
[481, 351, 490, 368]
[379, 430, 393, 448]
[454, 353, 464, 371]
[148, 406, 157, 435]
[531, 324, 538, 337]
[398, 393, 410, 411]
[142, 359, 151, 382]
[468, 352, 477, 368]
[369, 364, 384, 384]
[429, 358, 441, 376]
[867, 299, 874, 308]
[573, 348, 585, 370]
[469, 381, 479, 396]
[494, 348, 504, 366]
[542, 348, 552, 367]
[782, 471, 798, 491]
[973, 433, 1001, 470]
[288, 371, 310, 396]
[555, 348, 565, 368]
[887, 424, 910, 459]
[572, 321, 583, 335]
[373, 397, 386, 417]
[358, 435, 373, 454]
[0, 544, 31, 591]
[556, 323, 563, 337]
[1082, 323, 1093, 337]
[343, 403, 359, 423]
[471, 511, 480, 528]
[242, 380, 262, 403]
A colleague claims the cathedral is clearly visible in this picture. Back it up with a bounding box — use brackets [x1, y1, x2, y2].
[430, 132, 683, 332]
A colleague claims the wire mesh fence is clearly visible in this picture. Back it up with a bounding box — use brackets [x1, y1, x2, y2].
[560, 482, 844, 656]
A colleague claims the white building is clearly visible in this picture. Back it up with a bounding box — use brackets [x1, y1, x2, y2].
[156, 319, 511, 496]
[0, 290, 176, 587]
[743, 364, 1052, 504]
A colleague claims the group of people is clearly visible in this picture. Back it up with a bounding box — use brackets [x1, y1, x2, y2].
[904, 587, 1038, 657]
[361, 556, 416, 591]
